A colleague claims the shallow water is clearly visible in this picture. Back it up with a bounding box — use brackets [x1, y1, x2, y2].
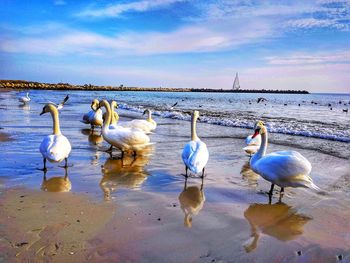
[0, 90, 350, 262]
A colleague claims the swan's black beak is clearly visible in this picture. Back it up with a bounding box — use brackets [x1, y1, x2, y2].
[40, 108, 45, 115]
[197, 117, 201, 121]
[142, 110, 146, 115]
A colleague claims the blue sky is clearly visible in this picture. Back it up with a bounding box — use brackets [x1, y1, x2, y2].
[0, 0, 350, 92]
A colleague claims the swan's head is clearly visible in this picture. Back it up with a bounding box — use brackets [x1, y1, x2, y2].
[143, 109, 151, 116]
[252, 121, 266, 138]
[91, 99, 99, 110]
[97, 99, 109, 110]
[40, 103, 56, 115]
[192, 110, 200, 120]
[110, 101, 118, 109]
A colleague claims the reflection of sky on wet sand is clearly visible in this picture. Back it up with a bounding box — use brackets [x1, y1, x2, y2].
[244, 202, 311, 253]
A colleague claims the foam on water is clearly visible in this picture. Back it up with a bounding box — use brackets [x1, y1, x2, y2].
[118, 102, 350, 143]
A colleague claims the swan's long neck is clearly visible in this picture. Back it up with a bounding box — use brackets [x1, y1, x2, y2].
[255, 129, 267, 160]
[191, 116, 199, 141]
[26, 93, 29, 98]
[102, 102, 111, 131]
[111, 106, 119, 125]
[50, 107, 61, 135]
[147, 111, 152, 122]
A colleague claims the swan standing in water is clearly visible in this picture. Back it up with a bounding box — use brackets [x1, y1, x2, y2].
[182, 111, 209, 178]
[120, 109, 157, 134]
[39, 104, 71, 171]
[243, 134, 261, 157]
[82, 99, 103, 130]
[98, 100, 150, 157]
[249, 121, 319, 201]
[19, 92, 30, 104]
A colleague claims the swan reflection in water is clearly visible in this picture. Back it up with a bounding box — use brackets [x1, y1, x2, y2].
[81, 128, 103, 145]
[178, 176, 205, 228]
[100, 146, 153, 201]
[240, 161, 259, 188]
[41, 167, 71, 192]
[244, 202, 311, 253]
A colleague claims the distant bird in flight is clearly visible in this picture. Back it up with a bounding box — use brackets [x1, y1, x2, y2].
[257, 97, 267, 103]
[170, 102, 178, 110]
[48, 95, 69, 110]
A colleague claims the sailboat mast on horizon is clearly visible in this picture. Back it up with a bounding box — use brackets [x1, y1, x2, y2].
[233, 72, 240, 90]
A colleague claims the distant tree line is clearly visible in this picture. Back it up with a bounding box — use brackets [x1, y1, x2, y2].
[0, 80, 309, 94]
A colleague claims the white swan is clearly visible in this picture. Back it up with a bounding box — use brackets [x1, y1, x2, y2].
[120, 109, 157, 134]
[98, 100, 150, 157]
[19, 92, 30, 103]
[82, 99, 103, 129]
[39, 104, 71, 171]
[243, 134, 261, 156]
[182, 111, 209, 177]
[249, 121, 319, 200]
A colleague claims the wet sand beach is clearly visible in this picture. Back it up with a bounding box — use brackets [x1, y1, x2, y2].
[0, 90, 350, 262]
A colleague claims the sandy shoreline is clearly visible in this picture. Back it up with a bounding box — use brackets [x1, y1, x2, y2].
[0, 91, 350, 262]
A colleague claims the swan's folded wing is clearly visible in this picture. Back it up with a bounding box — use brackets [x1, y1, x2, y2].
[40, 135, 55, 156]
[47, 135, 71, 161]
[255, 152, 311, 181]
[119, 129, 150, 146]
[188, 141, 209, 173]
[182, 141, 197, 166]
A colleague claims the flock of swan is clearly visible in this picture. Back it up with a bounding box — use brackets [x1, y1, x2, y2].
[34, 94, 320, 202]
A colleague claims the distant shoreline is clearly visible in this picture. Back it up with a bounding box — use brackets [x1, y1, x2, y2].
[0, 80, 309, 94]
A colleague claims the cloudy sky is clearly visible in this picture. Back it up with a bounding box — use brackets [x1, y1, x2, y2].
[1, 0, 349, 92]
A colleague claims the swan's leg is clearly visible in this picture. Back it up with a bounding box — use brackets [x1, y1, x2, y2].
[106, 145, 113, 153]
[268, 184, 274, 204]
[268, 183, 275, 196]
[185, 167, 188, 178]
[64, 158, 68, 168]
[121, 151, 124, 159]
[200, 174, 204, 190]
[279, 187, 285, 202]
[201, 167, 205, 178]
[184, 176, 188, 190]
[43, 158, 47, 171]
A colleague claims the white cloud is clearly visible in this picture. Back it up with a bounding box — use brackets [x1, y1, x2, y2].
[0, 18, 273, 56]
[266, 51, 350, 65]
[77, 0, 184, 18]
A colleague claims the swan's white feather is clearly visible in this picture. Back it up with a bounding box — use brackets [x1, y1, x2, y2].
[251, 150, 314, 188]
[120, 119, 156, 134]
[182, 140, 209, 174]
[40, 134, 71, 163]
[103, 125, 150, 152]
